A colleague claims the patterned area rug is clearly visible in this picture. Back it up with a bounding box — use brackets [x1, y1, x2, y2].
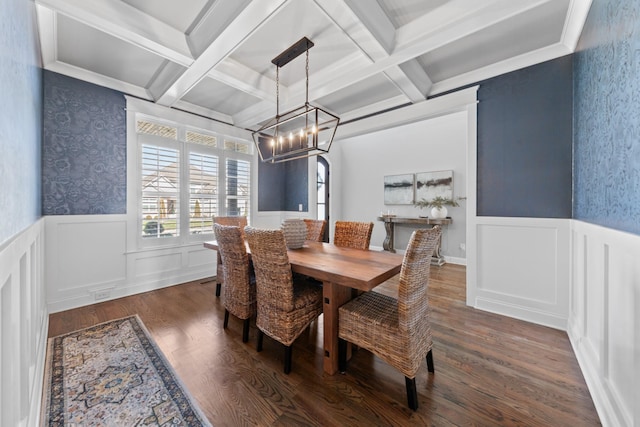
[41, 315, 211, 426]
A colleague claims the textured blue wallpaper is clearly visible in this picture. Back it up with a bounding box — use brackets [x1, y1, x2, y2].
[477, 56, 574, 218]
[258, 158, 308, 211]
[0, 0, 42, 246]
[43, 71, 126, 215]
[573, 0, 640, 234]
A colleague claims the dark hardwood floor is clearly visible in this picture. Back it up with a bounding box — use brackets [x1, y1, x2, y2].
[47, 264, 601, 426]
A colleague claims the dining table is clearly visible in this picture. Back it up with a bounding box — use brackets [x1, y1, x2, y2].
[204, 239, 404, 375]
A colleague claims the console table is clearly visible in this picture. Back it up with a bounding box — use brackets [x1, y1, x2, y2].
[376, 216, 452, 266]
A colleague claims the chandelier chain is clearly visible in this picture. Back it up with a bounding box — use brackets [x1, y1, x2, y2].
[276, 66, 280, 118]
[305, 47, 309, 105]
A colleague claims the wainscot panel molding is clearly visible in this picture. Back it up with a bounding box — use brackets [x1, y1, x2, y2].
[569, 220, 639, 427]
[0, 219, 47, 427]
[45, 215, 217, 313]
[467, 217, 571, 330]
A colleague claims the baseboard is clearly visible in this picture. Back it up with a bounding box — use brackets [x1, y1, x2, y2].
[474, 296, 567, 330]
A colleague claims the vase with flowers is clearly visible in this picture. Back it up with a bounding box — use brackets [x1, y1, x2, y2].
[414, 196, 463, 219]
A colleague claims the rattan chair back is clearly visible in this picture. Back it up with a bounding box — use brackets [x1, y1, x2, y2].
[244, 227, 323, 348]
[338, 226, 441, 409]
[213, 223, 255, 321]
[303, 219, 327, 242]
[396, 227, 441, 350]
[333, 221, 373, 250]
[213, 216, 248, 239]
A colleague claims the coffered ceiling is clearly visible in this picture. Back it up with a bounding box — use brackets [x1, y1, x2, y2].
[35, 0, 592, 132]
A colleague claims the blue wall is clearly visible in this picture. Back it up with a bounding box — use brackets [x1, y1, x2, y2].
[258, 159, 308, 211]
[477, 56, 574, 218]
[0, 0, 42, 246]
[42, 71, 126, 215]
[573, 0, 640, 235]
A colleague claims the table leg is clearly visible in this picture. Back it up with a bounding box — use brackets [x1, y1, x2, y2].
[215, 252, 223, 296]
[382, 221, 395, 253]
[322, 281, 353, 375]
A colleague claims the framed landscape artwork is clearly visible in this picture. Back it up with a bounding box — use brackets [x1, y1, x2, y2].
[415, 170, 453, 202]
[384, 174, 414, 205]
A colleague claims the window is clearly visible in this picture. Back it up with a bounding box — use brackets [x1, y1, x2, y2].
[133, 114, 252, 246]
[189, 152, 218, 235]
[226, 158, 250, 216]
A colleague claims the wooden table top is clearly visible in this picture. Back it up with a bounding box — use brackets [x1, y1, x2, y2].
[204, 240, 403, 292]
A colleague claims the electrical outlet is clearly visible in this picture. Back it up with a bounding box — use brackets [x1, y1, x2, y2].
[95, 290, 111, 301]
[459, 243, 466, 251]
[298, 203, 303, 211]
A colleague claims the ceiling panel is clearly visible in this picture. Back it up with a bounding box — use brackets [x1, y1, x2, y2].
[316, 73, 402, 115]
[182, 77, 262, 116]
[121, 0, 209, 33]
[228, 0, 364, 87]
[418, 0, 571, 82]
[377, 0, 450, 29]
[56, 15, 167, 88]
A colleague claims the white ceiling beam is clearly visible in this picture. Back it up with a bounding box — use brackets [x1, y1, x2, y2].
[156, 0, 289, 107]
[560, 0, 593, 51]
[429, 42, 571, 96]
[336, 86, 479, 141]
[187, 0, 253, 57]
[397, 59, 433, 98]
[34, 0, 193, 66]
[338, 94, 409, 124]
[383, 65, 428, 103]
[35, 5, 57, 67]
[171, 100, 235, 125]
[45, 61, 152, 100]
[341, 0, 395, 55]
[207, 57, 278, 103]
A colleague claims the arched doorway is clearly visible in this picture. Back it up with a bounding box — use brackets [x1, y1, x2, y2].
[317, 156, 329, 242]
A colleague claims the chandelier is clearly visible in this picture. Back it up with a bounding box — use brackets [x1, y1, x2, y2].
[252, 37, 340, 163]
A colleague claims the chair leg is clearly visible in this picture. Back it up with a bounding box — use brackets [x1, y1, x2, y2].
[426, 349, 434, 373]
[338, 338, 348, 373]
[223, 309, 229, 329]
[284, 345, 292, 374]
[215, 282, 221, 297]
[242, 318, 250, 343]
[257, 330, 264, 352]
[405, 377, 418, 411]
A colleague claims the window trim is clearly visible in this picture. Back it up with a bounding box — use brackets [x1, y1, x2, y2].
[126, 96, 254, 251]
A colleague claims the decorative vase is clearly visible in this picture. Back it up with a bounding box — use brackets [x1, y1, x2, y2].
[431, 206, 447, 219]
[281, 219, 307, 249]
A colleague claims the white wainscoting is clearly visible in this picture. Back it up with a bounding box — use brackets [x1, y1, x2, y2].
[569, 220, 639, 427]
[45, 215, 217, 313]
[467, 216, 571, 330]
[0, 219, 47, 427]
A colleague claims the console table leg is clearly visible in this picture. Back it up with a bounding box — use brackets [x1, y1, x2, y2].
[382, 221, 395, 253]
[431, 232, 446, 266]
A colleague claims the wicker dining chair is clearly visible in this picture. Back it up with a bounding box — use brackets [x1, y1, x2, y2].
[303, 219, 327, 242]
[213, 224, 256, 343]
[333, 221, 373, 250]
[213, 216, 248, 297]
[244, 227, 323, 374]
[338, 226, 442, 410]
